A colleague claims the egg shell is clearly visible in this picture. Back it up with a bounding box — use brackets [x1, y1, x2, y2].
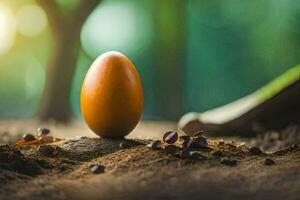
[81, 51, 143, 138]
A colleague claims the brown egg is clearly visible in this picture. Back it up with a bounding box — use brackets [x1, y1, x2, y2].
[81, 51, 143, 138]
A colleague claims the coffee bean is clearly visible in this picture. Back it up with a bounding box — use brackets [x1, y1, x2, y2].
[146, 140, 161, 149]
[191, 136, 208, 148]
[164, 145, 178, 155]
[90, 164, 105, 174]
[264, 158, 275, 165]
[37, 128, 50, 137]
[38, 135, 54, 143]
[181, 137, 193, 149]
[38, 145, 54, 156]
[163, 131, 178, 144]
[220, 157, 237, 166]
[249, 146, 263, 155]
[23, 134, 36, 142]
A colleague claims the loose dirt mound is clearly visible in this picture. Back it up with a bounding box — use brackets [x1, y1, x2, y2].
[0, 134, 299, 200]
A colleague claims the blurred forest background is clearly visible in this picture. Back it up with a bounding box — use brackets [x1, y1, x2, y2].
[0, 0, 299, 122]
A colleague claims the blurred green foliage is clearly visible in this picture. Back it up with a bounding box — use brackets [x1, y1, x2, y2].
[0, 0, 299, 120]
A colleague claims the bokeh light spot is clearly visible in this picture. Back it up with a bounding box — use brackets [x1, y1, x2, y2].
[81, 2, 152, 58]
[0, 5, 16, 55]
[16, 5, 47, 37]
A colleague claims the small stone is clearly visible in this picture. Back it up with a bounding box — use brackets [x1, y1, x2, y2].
[191, 136, 208, 148]
[119, 141, 131, 149]
[220, 157, 237, 166]
[249, 146, 263, 155]
[38, 135, 54, 143]
[38, 145, 54, 156]
[179, 150, 191, 159]
[146, 140, 161, 149]
[90, 164, 105, 174]
[59, 164, 69, 171]
[23, 133, 36, 142]
[163, 145, 178, 155]
[37, 128, 50, 137]
[163, 131, 178, 144]
[264, 158, 275, 165]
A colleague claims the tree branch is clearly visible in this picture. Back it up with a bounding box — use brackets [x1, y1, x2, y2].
[36, 0, 64, 30]
[69, 0, 102, 32]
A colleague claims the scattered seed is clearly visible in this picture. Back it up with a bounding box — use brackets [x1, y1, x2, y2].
[163, 131, 178, 144]
[38, 135, 54, 143]
[164, 145, 178, 155]
[23, 133, 36, 142]
[182, 137, 193, 149]
[180, 135, 192, 149]
[38, 145, 54, 156]
[90, 164, 105, 174]
[264, 158, 275, 165]
[249, 146, 263, 155]
[37, 128, 50, 137]
[146, 140, 161, 149]
[191, 136, 208, 148]
[220, 157, 237, 166]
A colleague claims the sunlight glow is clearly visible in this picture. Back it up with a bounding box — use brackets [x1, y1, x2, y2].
[0, 5, 16, 55]
[81, 2, 152, 57]
[16, 5, 47, 37]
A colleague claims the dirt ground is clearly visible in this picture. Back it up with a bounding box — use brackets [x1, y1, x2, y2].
[0, 120, 299, 200]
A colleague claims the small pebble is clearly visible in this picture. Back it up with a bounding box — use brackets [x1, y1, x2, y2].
[146, 140, 161, 149]
[38, 135, 54, 142]
[179, 150, 190, 159]
[163, 131, 178, 144]
[38, 145, 54, 156]
[249, 146, 263, 155]
[264, 158, 275, 165]
[119, 140, 137, 149]
[220, 157, 237, 166]
[163, 145, 178, 154]
[23, 134, 36, 142]
[37, 128, 50, 137]
[191, 136, 208, 148]
[90, 164, 105, 174]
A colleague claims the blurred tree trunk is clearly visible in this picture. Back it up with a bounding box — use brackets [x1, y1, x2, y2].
[36, 0, 101, 122]
[153, 0, 186, 120]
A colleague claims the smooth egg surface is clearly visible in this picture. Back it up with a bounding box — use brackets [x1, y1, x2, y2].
[81, 51, 143, 138]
